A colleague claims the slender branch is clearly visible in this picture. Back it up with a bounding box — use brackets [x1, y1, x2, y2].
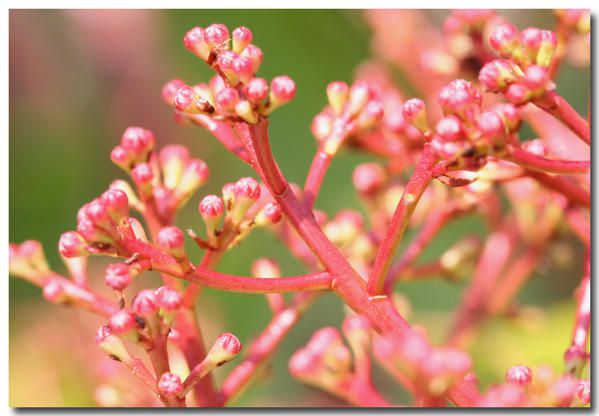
[507, 147, 590, 175]
[367, 144, 438, 296]
[526, 170, 590, 208]
[303, 149, 333, 208]
[533, 91, 590, 145]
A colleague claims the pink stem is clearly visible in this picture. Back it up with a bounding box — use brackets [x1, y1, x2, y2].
[533, 91, 591, 145]
[508, 147, 589, 175]
[569, 251, 591, 357]
[367, 144, 438, 296]
[526, 170, 590, 208]
[303, 149, 332, 208]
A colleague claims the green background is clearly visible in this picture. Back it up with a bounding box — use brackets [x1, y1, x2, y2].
[9, 9, 588, 406]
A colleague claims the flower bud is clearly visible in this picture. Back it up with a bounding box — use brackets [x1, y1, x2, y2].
[174, 86, 214, 114]
[232, 26, 253, 54]
[235, 100, 259, 124]
[505, 83, 532, 106]
[311, 112, 333, 141]
[109, 310, 137, 335]
[131, 163, 154, 196]
[157, 226, 186, 259]
[523, 65, 549, 92]
[251, 258, 280, 278]
[478, 59, 521, 92]
[158, 373, 183, 397]
[159, 145, 190, 190]
[269, 76, 297, 109]
[206, 332, 242, 366]
[436, 115, 464, 142]
[155, 286, 182, 312]
[490, 103, 521, 132]
[289, 348, 323, 382]
[352, 163, 387, 196]
[101, 188, 130, 223]
[489, 23, 521, 56]
[105, 263, 133, 291]
[199, 195, 225, 243]
[184, 27, 210, 61]
[215, 87, 240, 114]
[506, 365, 533, 386]
[175, 159, 209, 201]
[240, 44, 263, 74]
[204, 24, 229, 49]
[161, 79, 187, 105]
[18, 240, 49, 273]
[76, 217, 114, 245]
[357, 100, 384, 129]
[347, 82, 371, 117]
[254, 201, 282, 226]
[440, 236, 480, 278]
[477, 111, 506, 148]
[216, 50, 239, 85]
[576, 380, 590, 405]
[521, 28, 557, 67]
[438, 79, 481, 121]
[232, 56, 254, 85]
[230, 177, 261, 224]
[96, 325, 132, 362]
[326, 81, 349, 115]
[42, 279, 67, 303]
[402, 98, 429, 134]
[59, 231, 89, 258]
[244, 77, 269, 103]
[342, 314, 371, 354]
[110, 145, 133, 171]
[121, 127, 155, 162]
[132, 289, 158, 317]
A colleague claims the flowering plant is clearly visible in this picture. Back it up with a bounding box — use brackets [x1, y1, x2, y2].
[10, 9, 590, 408]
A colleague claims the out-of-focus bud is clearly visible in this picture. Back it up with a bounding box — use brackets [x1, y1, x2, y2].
[132, 289, 159, 317]
[307, 327, 351, 374]
[184, 27, 210, 61]
[269, 76, 297, 109]
[96, 325, 131, 362]
[506, 365, 533, 386]
[105, 263, 133, 291]
[326, 81, 349, 116]
[235, 100, 259, 124]
[477, 111, 507, 151]
[128, 217, 148, 243]
[109, 310, 138, 337]
[311, 112, 333, 142]
[240, 44, 263, 74]
[402, 98, 430, 134]
[254, 202, 282, 226]
[59, 231, 90, 258]
[564, 345, 589, 376]
[111, 145, 133, 171]
[347, 82, 371, 117]
[204, 24, 230, 49]
[478, 59, 521, 92]
[232, 26, 253, 54]
[440, 236, 480, 279]
[251, 258, 280, 278]
[357, 100, 384, 129]
[162, 79, 187, 105]
[490, 103, 521, 132]
[438, 79, 481, 121]
[550, 375, 578, 407]
[324, 210, 363, 246]
[342, 314, 371, 355]
[244, 77, 269, 103]
[215, 87, 240, 114]
[289, 348, 323, 382]
[159, 145, 190, 190]
[175, 159, 210, 202]
[576, 380, 590, 406]
[352, 163, 387, 197]
[158, 372, 183, 397]
[206, 332, 242, 366]
[121, 127, 155, 162]
[131, 163, 154, 196]
[230, 177, 261, 224]
[489, 23, 521, 56]
[42, 279, 67, 303]
[436, 115, 464, 142]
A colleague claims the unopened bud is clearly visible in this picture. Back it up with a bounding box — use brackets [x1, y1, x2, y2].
[506, 365, 533, 386]
[206, 332, 242, 366]
[58, 231, 90, 258]
[159, 145, 190, 190]
[204, 23, 229, 49]
[326, 81, 349, 116]
[230, 177, 261, 224]
[269, 76, 297, 109]
[235, 100, 259, 124]
[240, 44, 263, 74]
[251, 258, 281, 278]
[175, 159, 209, 202]
[105, 263, 133, 291]
[132, 289, 158, 317]
[353, 162, 387, 196]
[254, 202, 282, 226]
[184, 27, 210, 61]
[402, 98, 430, 134]
[244, 77, 269, 103]
[158, 372, 183, 397]
[232, 26, 253, 54]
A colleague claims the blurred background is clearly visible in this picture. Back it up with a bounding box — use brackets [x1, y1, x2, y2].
[9, 9, 588, 407]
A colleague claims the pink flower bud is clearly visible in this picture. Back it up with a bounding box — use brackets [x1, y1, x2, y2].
[204, 24, 229, 48]
[490, 103, 521, 131]
[110, 145, 133, 171]
[523, 65, 549, 91]
[109, 310, 137, 334]
[478, 59, 521, 92]
[105, 263, 132, 291]
[436, 115, 464, 142]
[489, 23, 521, 56]
[505, 365, 532, 386]
[551, 376, 578, 406]
[311, 112, 333, 141]
[121, 127, 155, 160]
[353, 163, 387, 196]
[477, 111, 506, 144]
[505, 82, 532, 106]
[155, 286, 182, 312]
[240, 44, 263, 74]
[159, 145, 190, 190]
[76, 218, 113, 245]
[199, 195, 225, 219]
[326, 81, 349, 115]
[357, 100, 384, 129]
[161, 79, 187, 105]
[206, 332, 242, 365]
[289, 348, 320, 380]
[269, 76, 297, 107]
[234, 177, 261, 200]
[307, 327, 343, 354]
[96, 325, 131, 362]
[438, 79, 481, 120]
[157, 226, 186, 258]
[42, 279, 66, 303]
[255, 202, 282, 226]
[158, 373, 183, 397]
[521, 28, 557, 67]
[232, 56, 254, 85]
[176, 159, 209, 200]
[184, 27, 210, 61]
[215, 87, 240, 113]
[251, 258, 281, 278]
[347, 82, 371, 116]
[577, 380, 590, 405]
[244, 77, 269, 103]
[132, 289, 158, 317]
[131, 163, 154, 194]
[232, 26, 253, 54]
[217, 50, 239, 84]
[85, 199, 114, 230]
[235, 100, 259, 124]
[59, 231, 89, 258]
[101, 189, 129, 222]
[342, 314, 371, 350]
[402, 98, 429, 133]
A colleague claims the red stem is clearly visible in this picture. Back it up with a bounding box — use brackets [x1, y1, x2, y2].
[367, 144, 438, 296]
[533, 91, 590, 145]
[526, 170, 590, 208]
[508, 147, 589, 175]
[303, 149, 333, 208]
